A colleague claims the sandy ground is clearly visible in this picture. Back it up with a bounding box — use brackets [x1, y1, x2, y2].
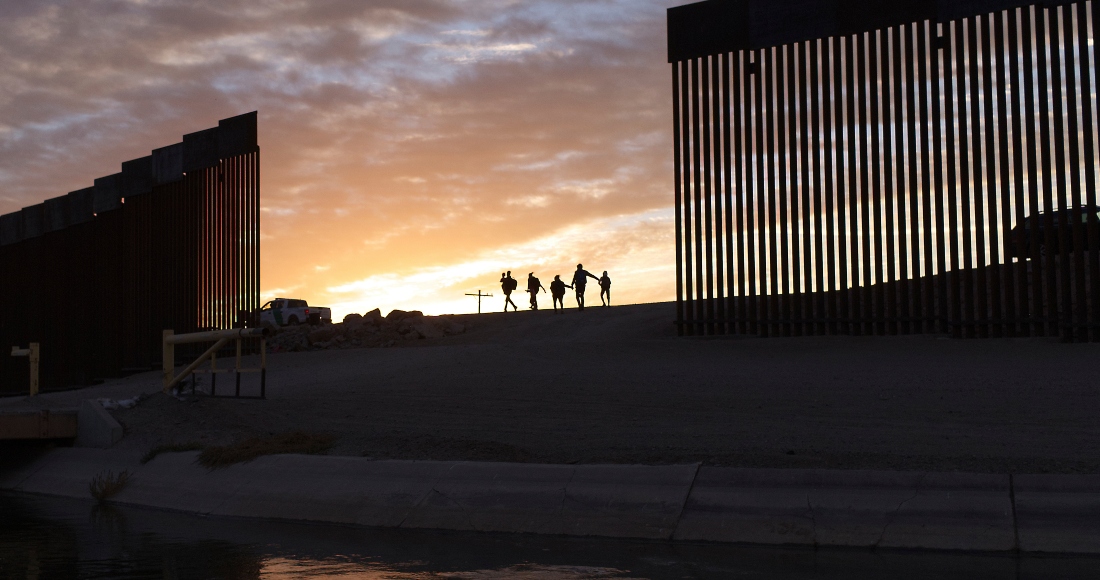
[4, 301, 1099, 473]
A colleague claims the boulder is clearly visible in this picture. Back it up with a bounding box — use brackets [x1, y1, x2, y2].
[308, 325, 337, 344]
[363, 308, 383, 322]
[386, 309, 424, 322]
[439, 318, 466, 335]
[343, 313, 363, 325]
[410, 318, 445, 339]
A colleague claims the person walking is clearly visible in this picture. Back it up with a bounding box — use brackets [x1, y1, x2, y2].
[500, 271, 518, 312]
[599, 271, 612, 307]
[550, 275, 572, 311]
[571, 264, 599, 310]
[526, 272, 547, 310]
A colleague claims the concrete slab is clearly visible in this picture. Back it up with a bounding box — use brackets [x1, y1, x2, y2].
[212, 456, 453, 527]
[1, 448, 1093, 555]
[674, 468, 1014, 551]
[12, 448, 141, 499]
[75, 400, 123, 448]
[561, 463, 698, 539]
[1015, 474, 1100, 555]
[112, 451, 243, 515]
[401, 462, 697, 539]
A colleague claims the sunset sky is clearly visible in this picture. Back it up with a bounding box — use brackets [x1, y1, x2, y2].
[0, 0, 683, 318]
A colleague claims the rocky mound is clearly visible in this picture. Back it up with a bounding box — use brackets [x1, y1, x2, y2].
[266, 308, 466, 353]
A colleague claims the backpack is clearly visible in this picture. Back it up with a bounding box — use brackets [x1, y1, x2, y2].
[508, 278, 518, 292]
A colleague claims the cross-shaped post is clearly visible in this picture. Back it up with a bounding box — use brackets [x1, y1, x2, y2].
[465, 290, 493, 314]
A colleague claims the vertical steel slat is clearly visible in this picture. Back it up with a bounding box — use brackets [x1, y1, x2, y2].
[681, 61, 695, 335]
[1061, 4, 1087, 342]
[956, 18, 976, 338]
[1046, 6, 1072, 341]
[932, 23, 949, 334]
[842, 35, 857, 333]
[752, 51, 761, 336]
[944, 22, 962, 338]
[883, 28, 899, 335]
[980, 14, 1004, 337]
[693, 58, 706, 334]
[891, 25, 909, 334]
[777, 44, 792, 336]
[811, 38, 829, 335]
[733, 52, 748, 334]
[870, 29, 889, 335]
[798, 40, 814, 335]
[712, 54, 727, 334]
[1079, 1, 1100, 341]
[857, 32, 873, 335]
[1021, 8, 1044, 335]
[673, 64, 685, 336]
[702, 56, 716, 335]
[966, 15, 987, 338]
[722, 52, 735, 334]
[755, 49, 769, 335]
[906, 23, 925, 333]
[827, 36, 844, 334]
[995, 11, 1019, 336]
[1035, 8, 1059, 336]
[766, 47, 780, 337]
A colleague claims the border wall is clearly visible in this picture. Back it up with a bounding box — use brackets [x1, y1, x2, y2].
[0, 112, 260, 394]
[669, 0, 1100, 340]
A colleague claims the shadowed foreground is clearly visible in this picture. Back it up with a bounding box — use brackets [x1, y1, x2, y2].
[5, 302, 1099, 473]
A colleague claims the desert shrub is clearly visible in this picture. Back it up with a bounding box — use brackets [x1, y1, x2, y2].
[89, 470, 130, 504]
[198, 431, 336, 469]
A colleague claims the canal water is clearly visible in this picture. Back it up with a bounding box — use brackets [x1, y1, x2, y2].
[1, 493, 1096, 579]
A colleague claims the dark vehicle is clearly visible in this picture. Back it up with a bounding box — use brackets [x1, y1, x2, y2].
[1008, 206, 1100, 259]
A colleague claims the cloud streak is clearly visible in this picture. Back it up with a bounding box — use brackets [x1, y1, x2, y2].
[0, 0, 682, 318]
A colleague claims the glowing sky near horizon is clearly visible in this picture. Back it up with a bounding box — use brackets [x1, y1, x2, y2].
[0, 0, 683, 318]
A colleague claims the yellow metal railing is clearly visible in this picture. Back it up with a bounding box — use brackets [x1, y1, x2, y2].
[162, 329, 267, 398]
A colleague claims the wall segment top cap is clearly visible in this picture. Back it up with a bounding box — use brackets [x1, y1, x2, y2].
[668, 0, 1044, 61]
[121, 156, 153, 198]
[93, 173, 123, 214]
[0, 212, 20, 246]
[152, 143, 183, 186]
[67, 187, 94, 225]
[182, 127, 219, 173]
[43, 196, 69, 233]
[218, 111, 258, 159]
[20, 204, 44, 240]
[2, 111, 257, 238]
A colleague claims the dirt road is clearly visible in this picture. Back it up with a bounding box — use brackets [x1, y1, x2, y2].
[6, 302, 1099, 473]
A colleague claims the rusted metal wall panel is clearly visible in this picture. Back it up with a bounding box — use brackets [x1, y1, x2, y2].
[0, 112, 260, 394]
[671, 1, 1100, 341]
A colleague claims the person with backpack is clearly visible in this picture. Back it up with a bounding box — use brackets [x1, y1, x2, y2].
[599, 271, 612, 307]
[500, 271, 518, 312]
[570, 264, 599, 310]
[526, 272, 547, 310]
[550, 275, 572, 311]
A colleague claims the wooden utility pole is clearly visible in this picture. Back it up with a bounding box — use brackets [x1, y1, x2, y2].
[465, 291, 493, 314]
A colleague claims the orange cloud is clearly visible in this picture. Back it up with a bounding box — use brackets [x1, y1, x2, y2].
[0, 0, 683, 317]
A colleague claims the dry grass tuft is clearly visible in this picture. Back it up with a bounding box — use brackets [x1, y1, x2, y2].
[140, 442, 204, 464]
[198, 431, 336, 469]
[89, 470, 131, 504]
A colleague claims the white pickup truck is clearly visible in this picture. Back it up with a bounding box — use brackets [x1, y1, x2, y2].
[257, 298, 332, 327]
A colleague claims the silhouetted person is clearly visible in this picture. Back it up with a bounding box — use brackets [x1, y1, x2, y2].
[599, 271, 611, 307]
[500, 271, 518, 312]
[571, 264, 599, 310]
[526, 273, 546, 310]
[550, 275, 572, 311]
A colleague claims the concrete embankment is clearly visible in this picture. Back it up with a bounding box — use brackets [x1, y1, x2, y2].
[2, 448, 1098, 554]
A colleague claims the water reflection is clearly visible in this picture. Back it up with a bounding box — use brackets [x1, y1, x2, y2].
[2, 492, 1098, 579]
